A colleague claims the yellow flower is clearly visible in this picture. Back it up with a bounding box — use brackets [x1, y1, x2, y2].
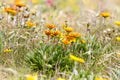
[81, 40, 86, 44]
[60, 33, 66, 38]
[4, 7, 16, 16]
[116, 37, 120, 41]
[64, 27, 73, 32]
[95, 77, 109, 80]
[62, 39, 71, 45]
[46, 23, 56, 29]
[62, 24, 67, 29]
[26, 21, 36, 28]
[115, 21, 120, 26]
[100, 12, 110, 18]
[26, 74, 38, 80]
[57, 78, 65, 80]
[69, 54, 85, 63]
[69, 38, 76, 43]
[3, 49, 12, 53]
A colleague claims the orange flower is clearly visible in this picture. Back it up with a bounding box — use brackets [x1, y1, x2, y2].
[44, 30, 51, 36]
[50, 31, 54, 37]
[53, 30, 61, 36]
[26, 21, 36, 28]
[64, 27, 73, 32]
[69, 32, 81, 38]
[4, 7, 17, 15]
[100, 12, 110, 18]
[46, 23, 56, 29]
[44, 30, 54, 37]
[66, 35, 74, 40]
[15, 0, 25, 7]
[62, 39, 70, 45]
[65, 32, 81, 42]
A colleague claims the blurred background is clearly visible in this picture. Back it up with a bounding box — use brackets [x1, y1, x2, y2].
[1, 0, 120, 11]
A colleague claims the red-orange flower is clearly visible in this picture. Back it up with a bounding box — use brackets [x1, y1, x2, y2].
[44, 30, 53, 36]
[62, 39, 70, 45]
[53, 30, 61, 36]
[46, 23, 56, 29]
[45, 30, 51, 36]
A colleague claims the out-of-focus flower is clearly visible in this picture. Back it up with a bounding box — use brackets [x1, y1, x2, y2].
[3, 49, 12, 53]
[4, 7, 16, 15]
[45, 30, 61, 37]
[53, 30, 61, 36]
[81, 40, 86, 44]
[115, 21, 120, 26]
[69, 54, 85, 63]
[46, 0, 53, 6]
[64, 32, 81, 43]
[15, 0, 25, 7]
[44, 30, 52, 36]
[69, 38, 76, 43]
[62, 39, 71, 45]
[26, 21, 36, 28]
[69, 32, 81, 38]
[62, 24, 67, 29]
[23, 14, 29, 18]
[57, 78, 65, 80]
[95, 77, 109, 80]
[100, 12, 110, 18]
[66, 35, 74, 40]
[116, 37, 120, 41]
[26, 74, 38, 80]
[64, 27, 73, 32]
[60, 33, 66, 38]
[31, 11, 36, 16]
[46, 23, 56, 29]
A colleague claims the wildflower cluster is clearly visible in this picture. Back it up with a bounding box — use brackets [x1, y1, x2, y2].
[44, 23, 61, 38]
[0, 0, 120, 80]
[61, 24, 83, 45]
